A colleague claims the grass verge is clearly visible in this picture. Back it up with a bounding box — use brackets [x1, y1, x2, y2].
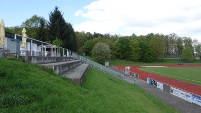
[0, 58, 179, 113]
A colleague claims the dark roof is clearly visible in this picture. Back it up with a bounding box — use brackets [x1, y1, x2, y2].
[5, 32, 51, 46]
[14, 35, 49, 45]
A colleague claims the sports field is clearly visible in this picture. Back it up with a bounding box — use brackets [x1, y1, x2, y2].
[114, 64, 201, 96]
[139, 66, 201, 86]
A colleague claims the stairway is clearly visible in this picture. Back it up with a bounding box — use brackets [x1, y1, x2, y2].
[29, 56, 89, 85]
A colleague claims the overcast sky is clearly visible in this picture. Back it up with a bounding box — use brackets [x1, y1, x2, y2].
[0, 0, 201, 41]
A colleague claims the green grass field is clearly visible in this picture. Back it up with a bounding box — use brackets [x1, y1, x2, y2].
[108, 58, 201, 66]
[0, 58, 179, 113]
[139, 67, 201, 86]
[85, 56, 189, 66]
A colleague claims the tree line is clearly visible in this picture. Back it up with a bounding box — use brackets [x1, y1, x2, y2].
[77, 32, 201, 63]
[5, 7, 201, 63]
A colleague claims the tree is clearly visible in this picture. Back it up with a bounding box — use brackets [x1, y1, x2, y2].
[83, 40, 95, 56]
[48, 7, 77, 51]
[183, 37, 193, 48]
[64, 22, 77, 51]
[93, 37, 103, 44]
[5, 26, 21, 35]
[85, 32, 93, 40]
[48, 6, 66, 42]
[115, 38, 131, 59]
[22, 15, 46, 38]
[76, 31, 87, 54]
[182, 45, 194, 62]
[36, 18, 48, 41]
[149, 35, 165, 60]
[52, 37, 63, 47]
[103, 38, 116, 58]
[92, 42, 111, 64]
[129, 39, 141, 61]
[176, 37, 183, 58]
[166, 33, 178, 58]
[138, 37, 155, 62]
[22, 15, 43, 28]
[194, 43, 201, 60]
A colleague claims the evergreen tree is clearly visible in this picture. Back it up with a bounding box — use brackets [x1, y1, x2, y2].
[36, 18, 47, 41]
[48, 6, 66, 42]
[48, 7, 77, 51]
[64, 22, 77, 51]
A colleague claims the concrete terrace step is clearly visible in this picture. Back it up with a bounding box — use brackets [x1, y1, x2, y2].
[39, 60, 82, 75]
[27, 56, 74, 64]
[61, 63, 89, 85]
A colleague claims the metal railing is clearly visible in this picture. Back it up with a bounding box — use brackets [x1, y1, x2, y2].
[74, 54, 134, 81]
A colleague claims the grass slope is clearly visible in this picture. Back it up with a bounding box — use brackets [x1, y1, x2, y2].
[139, 67, 201, 86]
[0, 58, 179, 113]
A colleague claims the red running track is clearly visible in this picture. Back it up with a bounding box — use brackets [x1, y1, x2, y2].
[113, 64, 201, 96]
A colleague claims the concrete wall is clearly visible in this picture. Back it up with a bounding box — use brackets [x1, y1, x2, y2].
[27, 56, 74, 64]
[7, 38, 20, 54]
[40, 60, 82, 75]
[53, 61, 82, 75]
[4, 37, 7, 48]
[71, 64, 89, 85]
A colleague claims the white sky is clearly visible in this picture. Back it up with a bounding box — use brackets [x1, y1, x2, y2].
[0, 0, 201, 42]
[74, 0, 201, 41]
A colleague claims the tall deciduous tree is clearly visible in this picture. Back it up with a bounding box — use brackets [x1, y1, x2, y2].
[92, 42, 111, 64]
[76, 31, 87, 54]
[176, 37, 183, 58]
[182, 45, 194, 62]
[5, 26, 21, 35]
[22, 15, 46, 38]
[83, 40, 95, 56]
[129, 39, 141, 61]
[138, 36, 155, 62]
[149, 35, 165, 60]
[183, 37, 193, 48]
[115, 38, 131, 59]
[194, 43, 201, 60]
[22, 15, 42, 28]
